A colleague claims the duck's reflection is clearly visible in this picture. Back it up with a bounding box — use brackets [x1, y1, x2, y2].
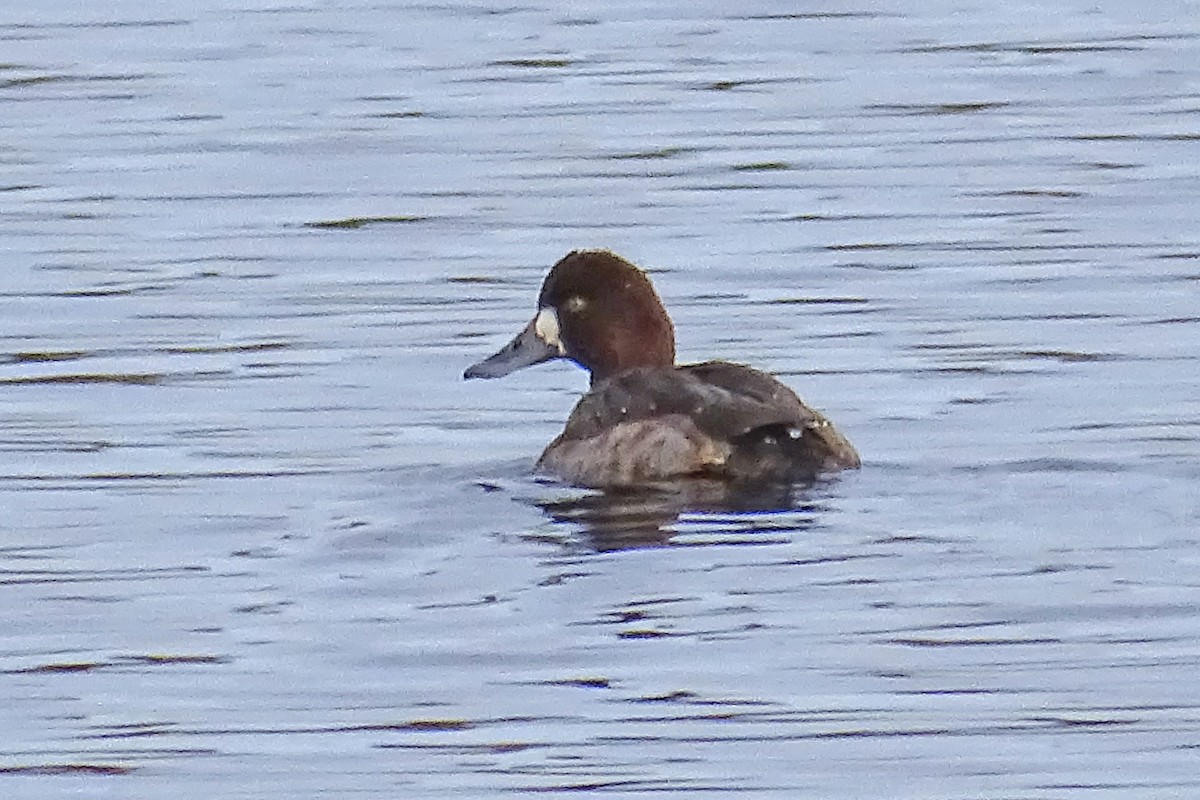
[531, 478, 823, 552]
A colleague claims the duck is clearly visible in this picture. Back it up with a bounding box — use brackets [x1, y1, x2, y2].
[464, 249, 860, 488]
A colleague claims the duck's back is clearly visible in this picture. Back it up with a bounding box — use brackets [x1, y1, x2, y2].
[537, 361, 860, 487]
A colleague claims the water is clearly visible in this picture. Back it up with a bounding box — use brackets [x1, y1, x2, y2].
[2, 0, 1198, 797]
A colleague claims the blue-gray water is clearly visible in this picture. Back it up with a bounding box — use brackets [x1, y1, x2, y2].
[2, 1, 1198, 798]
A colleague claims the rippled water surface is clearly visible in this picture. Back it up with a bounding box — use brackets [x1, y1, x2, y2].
[3, 0, 1199, 797]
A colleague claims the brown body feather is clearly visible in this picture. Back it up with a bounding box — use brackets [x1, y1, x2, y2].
[537, 362, 860, 487]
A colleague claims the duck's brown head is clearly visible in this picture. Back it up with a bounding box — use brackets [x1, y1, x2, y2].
[465, 250, 675, 385]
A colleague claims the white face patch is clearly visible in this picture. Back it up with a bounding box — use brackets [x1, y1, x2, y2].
[534, 307, 566, 354]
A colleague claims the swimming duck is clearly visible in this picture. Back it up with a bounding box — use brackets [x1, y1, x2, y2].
[465, 250, 860, 488]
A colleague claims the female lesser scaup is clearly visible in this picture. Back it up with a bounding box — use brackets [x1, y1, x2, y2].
[465, 250, 860, 488]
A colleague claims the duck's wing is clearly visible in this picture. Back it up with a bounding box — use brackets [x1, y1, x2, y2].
[557, 363, 860, 475]
[681, 362, 861, 473]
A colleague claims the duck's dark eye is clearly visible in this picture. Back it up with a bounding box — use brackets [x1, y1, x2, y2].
[564, 295, 588, 314]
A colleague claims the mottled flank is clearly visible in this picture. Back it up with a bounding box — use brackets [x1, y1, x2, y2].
[538, 415, 728, 486]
